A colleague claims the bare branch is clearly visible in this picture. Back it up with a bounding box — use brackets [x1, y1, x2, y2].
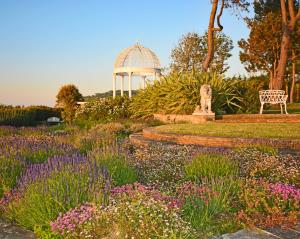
[216, 0, 225, 31]
[280, 0, 288, 24]
[288, 0, 296, 19]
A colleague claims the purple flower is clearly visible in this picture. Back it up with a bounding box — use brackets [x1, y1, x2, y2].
[268, 183, 300, 200]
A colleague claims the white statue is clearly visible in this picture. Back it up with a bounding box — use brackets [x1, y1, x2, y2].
[193, 84, 213, 115]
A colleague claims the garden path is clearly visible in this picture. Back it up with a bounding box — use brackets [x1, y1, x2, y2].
[215, 225, 300, 239]
[0, 218, 36, 239]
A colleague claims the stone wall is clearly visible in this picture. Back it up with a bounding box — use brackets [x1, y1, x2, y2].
[142, 127, 300, 151]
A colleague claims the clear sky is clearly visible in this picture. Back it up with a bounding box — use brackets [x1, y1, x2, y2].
[0, 0, 251, 106]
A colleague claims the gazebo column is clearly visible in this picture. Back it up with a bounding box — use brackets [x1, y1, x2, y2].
[112, 73, 117, 98]
[121, 76, 124, 96]
[142, 76, 146, 89]
[128, 72, 132, 98]
[153, 72, 156, 81]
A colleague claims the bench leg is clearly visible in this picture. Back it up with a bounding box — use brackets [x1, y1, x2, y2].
[284, 103, 288, 114]
[260, 103, 264, 114]
[280, 104, 283, 114]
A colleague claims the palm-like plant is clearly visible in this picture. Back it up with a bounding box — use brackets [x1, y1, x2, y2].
[130, 72, 242, 119]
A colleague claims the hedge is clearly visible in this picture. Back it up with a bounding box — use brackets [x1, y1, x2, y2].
[0, 106, 61, 126]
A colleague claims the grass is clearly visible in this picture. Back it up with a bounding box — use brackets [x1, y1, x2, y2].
[185, 154, 238, 181]
[156, 123, 300, 139]
[268, 103, 300, 114]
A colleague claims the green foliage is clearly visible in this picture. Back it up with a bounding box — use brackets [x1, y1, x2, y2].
[237, 179, 299, 228]
[95, 155, 137, 187]
[0, 105, 61, 126]
[75, 96, 131, 122]
[26, 106, 61, 122]
[179, 178, 241, 236]
[33, 225, 62, 239]
[6, 166, 107, 230]
[0, 108, 37, 126]
[235, 76, 268, 113]
[130, 72, 242, 119]
[135, 157, 185, 191]
[170, 32, 233, 74]
[234, 148, 299, 186]
[185, 154, 238, 182]
[0, 156, 24, 193]
[56, 84, 83, 123]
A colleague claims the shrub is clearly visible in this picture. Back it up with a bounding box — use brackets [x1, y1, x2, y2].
[234, 148, 300, 186]
[5, 156, 111, 230]
[178, 178, 241, 236]
[94, 155, 137, 187]
[0, 106, 61, 126]
[237, 179, 300, 228]
[130, 72, 242, 119]
[0, 108, 37, 126]
[235, 76, 268, 113]
[0, 155, 24, 194]
[135, 156, 185, 191]
[185, 154, 238, 181]
[26, 106, 61, 122]
[51, 184, 195, 239]
[75, 96, 131, 122]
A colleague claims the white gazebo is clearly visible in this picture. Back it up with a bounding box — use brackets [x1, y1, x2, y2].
[113, 43, 161, 98]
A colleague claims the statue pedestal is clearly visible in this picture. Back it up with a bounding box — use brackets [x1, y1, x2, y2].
[192, 112, 215, 121]
[153, 114, 215, 124]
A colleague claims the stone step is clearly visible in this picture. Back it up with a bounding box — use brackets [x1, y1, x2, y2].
[217, 114, 300, 123]
[0, 218, 36, 239]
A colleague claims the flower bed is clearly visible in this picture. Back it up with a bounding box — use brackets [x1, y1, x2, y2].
[0, 125, 299, 239]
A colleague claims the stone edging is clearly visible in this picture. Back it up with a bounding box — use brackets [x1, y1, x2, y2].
[142, 127, 300, 150]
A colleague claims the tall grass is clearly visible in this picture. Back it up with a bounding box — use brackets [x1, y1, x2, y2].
[94, 155, 137, 187]
[185, 154, 238, 182]
[179, 178, 241, 236]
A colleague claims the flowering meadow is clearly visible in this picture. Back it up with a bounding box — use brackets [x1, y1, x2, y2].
[0, 124, 299, 239]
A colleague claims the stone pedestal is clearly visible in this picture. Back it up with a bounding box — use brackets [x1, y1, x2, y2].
[192, 112, 215, 121]
[153, 114, 215, 124]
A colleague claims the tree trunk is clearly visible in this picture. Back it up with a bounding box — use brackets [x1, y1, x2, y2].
[273, 26, 291, 90]
[290, 61, 296, 103]
[268, 70, 274, 89]
[296, 83, 300, 103]
[202, 0, 219, 72]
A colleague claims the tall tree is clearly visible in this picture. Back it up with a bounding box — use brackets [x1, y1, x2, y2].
[171, 32, 233, 74]
[202, 0, 249, 72]
[56, 84, 83, 123]
[238, 12, 282, 84]
[239, 0, 300, 90]
[273, 0, 300, 89]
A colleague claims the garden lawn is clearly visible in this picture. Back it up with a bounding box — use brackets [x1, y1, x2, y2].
[155, 123, 300, 139]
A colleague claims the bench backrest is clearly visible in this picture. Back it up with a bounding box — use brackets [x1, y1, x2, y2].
[259, 90, 287, 103]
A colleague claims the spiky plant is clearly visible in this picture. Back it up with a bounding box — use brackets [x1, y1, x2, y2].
[130, 72, 242, 119]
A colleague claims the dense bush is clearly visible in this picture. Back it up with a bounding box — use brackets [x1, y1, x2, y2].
[51, 183, 195, 239]
[5, 156, 111, 230]
[237, 179, 300, 228]
[234, 148, 300, 186]
[75, 96, 131, 122]
[0, 108, 37, 126]
[130, 72, 242, 119]
[0, 106, 61, 126]
[178, 178, 240, 235]
[235, 76, 268, 113]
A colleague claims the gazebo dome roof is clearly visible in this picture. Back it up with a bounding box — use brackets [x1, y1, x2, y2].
[114, 43, 161, 69]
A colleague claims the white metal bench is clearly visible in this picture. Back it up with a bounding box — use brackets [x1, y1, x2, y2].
[259, 90, 288, 114]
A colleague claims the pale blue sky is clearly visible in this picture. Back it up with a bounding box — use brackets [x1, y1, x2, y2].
[0, 0, 252, 106]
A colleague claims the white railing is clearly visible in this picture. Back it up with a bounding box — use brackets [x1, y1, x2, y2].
[259, 90, 288, 114]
